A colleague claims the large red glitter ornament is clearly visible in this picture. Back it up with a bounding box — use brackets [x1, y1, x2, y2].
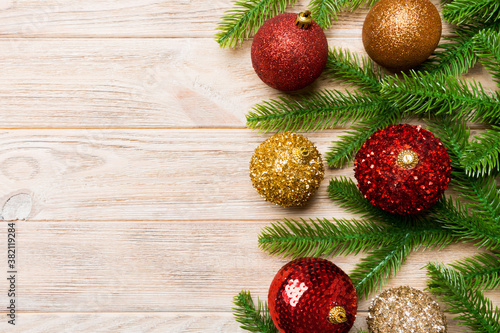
[354, 124, 451, 215]
[268, 258, 357, 333]
[251, 11, 329, 91]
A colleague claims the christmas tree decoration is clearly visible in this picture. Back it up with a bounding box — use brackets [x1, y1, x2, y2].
[268, 257, 357, 333]
[362, 0, 442, 72]
[250, 132, 324, 207]
[354, 124, 451, 215]
[251, 11, 329, 91]
[368, 286, 447, 333]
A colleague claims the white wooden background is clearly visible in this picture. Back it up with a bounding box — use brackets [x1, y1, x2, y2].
[0, 0, 497, 332]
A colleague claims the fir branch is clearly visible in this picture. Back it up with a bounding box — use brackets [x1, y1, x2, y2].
[432, 197, 500, 250]
[419, 24, 478, 76]
[381, 71, 500, 124]
[245, 89, 383, 132]
[426, 263, 500, 332]
[258, 217, 398, 258]
[429, 118, 500, 228]
[474, 28, 500, 86]
[426, 116, 469, 166]
[309, 0, 379, 30]
[326, 105, 400, 168]
[462, 127, 500, 177]
[351, 235, 411, 298]
[327, 176, 402, 224]
[215, 0, 296, 48]
[443, 0, 500, 25]
[450, 251, 500, 290]
[233, 291, 278, 333]
[324, 48, 384, 93]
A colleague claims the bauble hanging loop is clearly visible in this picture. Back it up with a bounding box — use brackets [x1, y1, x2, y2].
[295, 10, 312, 29]
[329, 306, 348, 325]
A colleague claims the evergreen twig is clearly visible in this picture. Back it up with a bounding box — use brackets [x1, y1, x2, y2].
[233, 291, 278, 333]
[216, 0, 296, 48]
[309, 0, 379, 29]
[326, 106, 400, 168]
[245, 89, 384, 132]
[382, 71, 500, 124]
[474, 28, 500, 86]
[462, 126, 500, 177]
[324, 48, 384, 93]
[427, 262, 500, 332]
[419, 24, 479, 76]
[258, 217, 400, 258]
[443, 0, 500, 25]
[450, 251, 500, 290]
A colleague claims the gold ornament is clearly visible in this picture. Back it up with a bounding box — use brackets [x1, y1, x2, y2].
[250, 132, 324, 207]
[397, 149, 419, 169]
[362, 0, 442, 72]
[329, 305, 348, 325]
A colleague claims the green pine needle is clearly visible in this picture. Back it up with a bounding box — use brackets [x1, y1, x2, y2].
[427, 263, 500, 332]
[215, 0, 296, 48]
[381, 71, 500, 124]
[443, 0, 500, 25]
[327, 176, 401, 224]
[233, 291, 278, 333]
[326, 105, 400, 168]
[309, 0, 379, 30]
[432, 197, 500, 250]
[258, 217, 401, 258]
[474, 28, 500, 86]
[245, 89, 384, 133]
[418, 24, 478, 76]
[351, 235, 412, 298]
[462, 127, 500, 177]
[450, 251, 500, 290]
[325, 48, 384, 93]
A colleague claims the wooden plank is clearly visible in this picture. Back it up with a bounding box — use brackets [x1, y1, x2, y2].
[0, 129, 351, 221]
[0, 128, 494, 222]
[0, 38, 495, 129]
[0, 0, 453, 38]
[0, 311, 474, 333]
[0, 221, 494, 333]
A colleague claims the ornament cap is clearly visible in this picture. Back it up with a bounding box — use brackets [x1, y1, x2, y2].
[329, 305, 347, 325]
[397, 149, 419, 169]
[295, 10, 312, 29]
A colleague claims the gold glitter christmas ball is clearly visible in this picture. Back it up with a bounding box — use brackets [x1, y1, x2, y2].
[368, 286, 447, 333]
[250, 132, 324, 207]
[362, 0, 442, 72]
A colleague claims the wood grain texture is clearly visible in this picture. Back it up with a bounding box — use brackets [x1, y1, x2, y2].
[0, 0, 497, 332]
[0, 0, 452, 38]
[0, 221, 496, 333]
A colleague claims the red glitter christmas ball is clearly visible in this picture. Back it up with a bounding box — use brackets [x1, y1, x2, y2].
[268, 258, 357, 333]
[354, 124, 451, 215]
[251, 11, 329, 91]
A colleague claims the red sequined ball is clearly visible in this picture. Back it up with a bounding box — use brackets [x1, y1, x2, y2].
[251, 12, 328, 91]
[354, 124, 451, 215]
[268, 258, 357, 333]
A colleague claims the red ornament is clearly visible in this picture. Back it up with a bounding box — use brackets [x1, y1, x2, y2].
[354, 124, 451, 215]
[268, 258, 357, 333]
[251, 11, 329, 91]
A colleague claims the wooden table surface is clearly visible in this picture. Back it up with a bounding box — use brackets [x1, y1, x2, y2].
[0, 0, 498, 332]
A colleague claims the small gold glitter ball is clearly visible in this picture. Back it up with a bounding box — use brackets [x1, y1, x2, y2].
[250, 132, 324, 207]
[362, 0, 442, 72]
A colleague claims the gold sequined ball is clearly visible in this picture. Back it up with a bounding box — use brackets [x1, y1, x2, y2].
[250, 132, 324, 207]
